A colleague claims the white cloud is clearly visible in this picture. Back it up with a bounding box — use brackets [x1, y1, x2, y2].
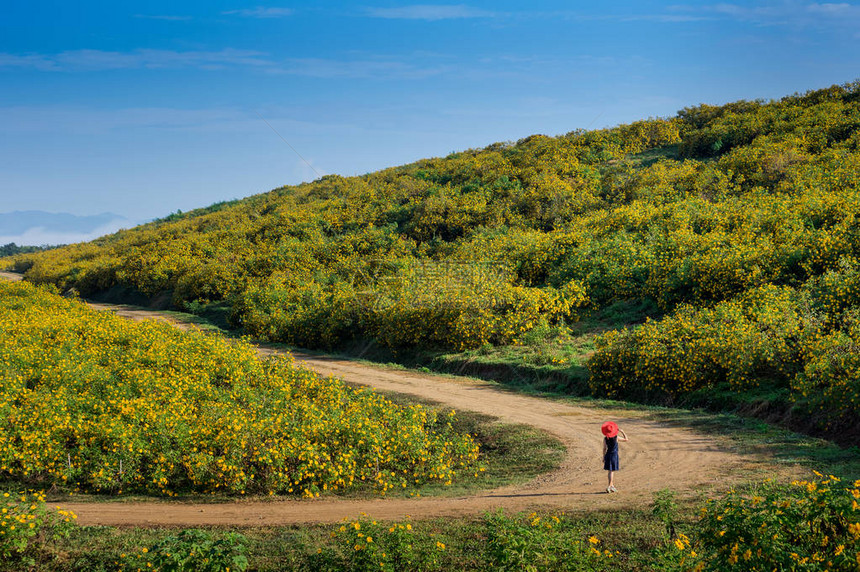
[710, 3, 792, 23]
[366, 4, 496, 20]
[0, 48, 275, 72]
[222, 7, 294, 18]
[674, 1, 860, 26]
[0, 106, 259, 135]
[0, 219, 134, 247]
[275, 57, 449, 79]
[0, 48, 451, 79]
[0, 53, 57, 71]
[133, 14, 192, 21]
[807, 2, 860, 16]
[619, 13, 710, 23]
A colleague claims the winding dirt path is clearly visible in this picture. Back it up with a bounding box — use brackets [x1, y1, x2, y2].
[1, 271, 767, 526]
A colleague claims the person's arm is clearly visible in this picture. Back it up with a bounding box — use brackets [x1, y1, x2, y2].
[618, 429, 629, 442]
[602, 439, 607, 456]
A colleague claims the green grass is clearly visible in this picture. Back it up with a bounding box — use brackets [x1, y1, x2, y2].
[627, 143, 681, 168]
[178, 299, 234, 331]
[376, 391, 565, 496]
[18, 506, 686, 571]
[18, 476, 857, 571]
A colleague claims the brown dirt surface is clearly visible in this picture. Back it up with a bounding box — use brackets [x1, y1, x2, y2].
[1, 273, 782, 527]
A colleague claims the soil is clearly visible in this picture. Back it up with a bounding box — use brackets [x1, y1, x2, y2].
[0, 271, 782, 526]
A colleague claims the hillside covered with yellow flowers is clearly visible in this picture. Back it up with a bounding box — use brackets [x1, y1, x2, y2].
[9, 82, 860, 440]
[0, 279, 481, 496]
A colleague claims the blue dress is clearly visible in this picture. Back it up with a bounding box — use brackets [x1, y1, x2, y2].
[603, 436, 619, 471]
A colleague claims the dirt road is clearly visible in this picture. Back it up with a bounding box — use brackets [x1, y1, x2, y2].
[1, 271, 763, 526]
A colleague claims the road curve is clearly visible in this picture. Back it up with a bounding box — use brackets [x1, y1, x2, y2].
[1, 271, 757, 526]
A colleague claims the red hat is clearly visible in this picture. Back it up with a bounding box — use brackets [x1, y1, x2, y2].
[601, 421, 619, 438]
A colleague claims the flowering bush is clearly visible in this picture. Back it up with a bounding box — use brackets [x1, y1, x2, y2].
[483, 510, 613, 571]
[326, 516, 444, 572]
[589, 285, 806, 400]
[0, 281, 482, 496]
[694, 473, 860, 571]
[0, 491, 76, 568]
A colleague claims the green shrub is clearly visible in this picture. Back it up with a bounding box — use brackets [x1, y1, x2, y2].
[589, 285, 807, 401]
[652, 488, 678, 539]
[124, 530, 249, 572]
[694, 473, 860, 571]
[483, 510, 609, 571]
[326, 516, 444, 571]
[0, 491, 77, 569]
[792, 325, 860, 433]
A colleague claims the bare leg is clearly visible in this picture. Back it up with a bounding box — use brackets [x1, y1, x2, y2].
[607, 470, 614, 488]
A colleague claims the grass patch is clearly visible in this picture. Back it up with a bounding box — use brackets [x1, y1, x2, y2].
[179, 299, 233, 331]
[366, 389, 564, 497]
[16, 476, 860, 571]
[627, 143, 681, 168]
[15, 503, 698, 571]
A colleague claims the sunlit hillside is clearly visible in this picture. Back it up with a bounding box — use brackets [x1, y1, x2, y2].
[9, 81, 860, 439]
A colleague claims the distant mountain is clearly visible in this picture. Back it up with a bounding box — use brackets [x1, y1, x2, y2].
[0, 210, 134, 246]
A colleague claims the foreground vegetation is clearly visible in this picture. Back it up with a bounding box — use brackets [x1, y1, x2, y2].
[0, 280, 483, 497]
[7, 82, 860, 440]
[4, 473, 859, 571]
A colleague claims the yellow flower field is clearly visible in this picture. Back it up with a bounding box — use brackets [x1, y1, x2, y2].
[0, 281, 480, 496]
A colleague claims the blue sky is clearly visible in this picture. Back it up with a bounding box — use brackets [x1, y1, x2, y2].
[2, 1, 859, 225]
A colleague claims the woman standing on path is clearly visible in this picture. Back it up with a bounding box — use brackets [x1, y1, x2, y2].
[601, 421, 628, 493]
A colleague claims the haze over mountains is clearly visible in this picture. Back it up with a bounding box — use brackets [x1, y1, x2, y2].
[0, 211, 135, 246]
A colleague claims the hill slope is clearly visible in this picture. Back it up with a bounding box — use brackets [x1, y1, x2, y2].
[8, 81, 860, 441]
